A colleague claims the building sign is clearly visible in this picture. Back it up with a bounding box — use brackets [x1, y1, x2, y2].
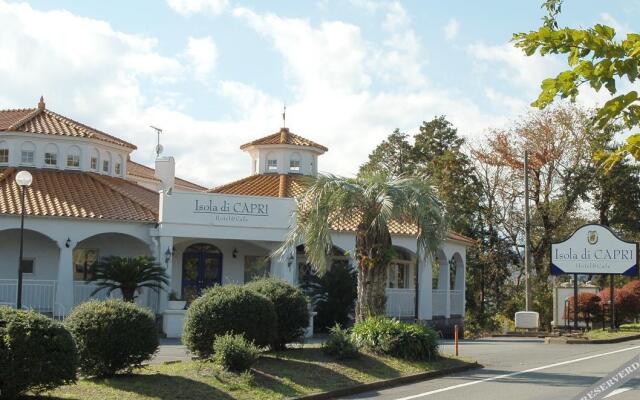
[550, 224, 638, 276]
[160, 191, 295, 230]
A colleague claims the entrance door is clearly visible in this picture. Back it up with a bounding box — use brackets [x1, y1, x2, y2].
[182, 243, 223, 301]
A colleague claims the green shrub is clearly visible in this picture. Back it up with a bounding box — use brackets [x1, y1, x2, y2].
[323, 324, 359, 359]
[65, 299, 159, 377]
[620, 323, 640, 332]
[0, 307, 77, 398]
[212, 334, 260, 372]
[245, 278, 310, 349]
[351, 316, 438, 360]
[183, 285, 277, 357]
[301, 262, 357, 331]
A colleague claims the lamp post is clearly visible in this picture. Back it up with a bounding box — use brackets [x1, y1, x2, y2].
[15, 170, 33, 309]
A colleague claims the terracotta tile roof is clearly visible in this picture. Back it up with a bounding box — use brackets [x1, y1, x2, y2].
[209, 173, 475, 244]
[127, 160, 206, 191]
[0, 167, 158, 222]
[240, 128, 328, 152]
[209, 173, 306, 198]
[0, 98, 136, 149]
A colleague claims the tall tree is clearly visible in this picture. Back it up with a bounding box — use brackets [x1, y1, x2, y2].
[359, 129, 415, 177]
[277, 171, 447, 322]
[513, 0, 640, 167]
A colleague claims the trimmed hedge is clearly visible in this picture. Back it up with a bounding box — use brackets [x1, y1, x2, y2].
[65, 299, 159, 377]
[183, 285, 277, 357]
[351, 316, 439, 360]
[0, 307, 77, 398]
[212, 334, 259, 372]
[245, 278, 310, 349]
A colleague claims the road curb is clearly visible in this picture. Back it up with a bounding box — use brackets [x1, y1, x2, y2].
[545, 333, 640, 345]
[291, 362, 481, 400]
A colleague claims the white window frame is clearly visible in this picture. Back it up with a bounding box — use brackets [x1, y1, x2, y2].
[266, 159, 278, 172]
[289, 154, 301, 173]
[67, 154, 80, 168]
[114, 162, 121, 175]
[102, 159, 110, 173]
[0, 148, 8, 164]
[21, 150, 34, 165]
[44, 152, 57, 167]
[387, 260, 412, 289]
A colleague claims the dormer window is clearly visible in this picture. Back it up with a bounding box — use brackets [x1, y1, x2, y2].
[0, 148, 8, 164]
[267, 159, 278, 173]
[102, 160, 110, 173]
[66, 146, 81, 168]
[21, 142, 35, 165]
[114, 156, 122, 175]
[102, 151, 111, 174]
[289, 153, 301, 173]
[44, 144, 58, 167]
[90, 149, 99, 170]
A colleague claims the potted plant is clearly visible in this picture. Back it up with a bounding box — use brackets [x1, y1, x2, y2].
[168, 291, 186, 310]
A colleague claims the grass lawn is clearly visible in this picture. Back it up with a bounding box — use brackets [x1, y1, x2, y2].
[583, 329, 640, 340]
[39, 348, 472, 400]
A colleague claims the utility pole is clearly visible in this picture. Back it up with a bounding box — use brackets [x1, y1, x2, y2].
[524, 150, 532, 311]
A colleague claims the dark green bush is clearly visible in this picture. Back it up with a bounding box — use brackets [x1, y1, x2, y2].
[322, 324, 359, 359]
[0, 307, 77, 398]
[212, 333, 260, 372]
[301, 262, 357, 331]
[65, 299, 159, 377]
[245, 278, 310, 349]
[183, 285, 277, 357]
[351, 316, 438, 360]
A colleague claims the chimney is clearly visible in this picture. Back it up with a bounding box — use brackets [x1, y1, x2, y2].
[154, 156, 175, 192]
[278, 174, 288, 197]
[279, 127, 289, 144]
[37, 96, 45, 111]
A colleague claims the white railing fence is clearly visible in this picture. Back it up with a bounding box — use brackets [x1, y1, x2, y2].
[450, 290, 464, 315]
[385, 288, 416, 318]
[0, 279, 57, 312]
[432, 289, 447, 316]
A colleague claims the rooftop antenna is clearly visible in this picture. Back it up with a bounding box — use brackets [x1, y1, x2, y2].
[150, 125, 164, 157]
[282, 105, 286, 128]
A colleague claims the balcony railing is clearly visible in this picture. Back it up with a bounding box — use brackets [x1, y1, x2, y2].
[450, 290, 463, 315]
[0, 279, 57, 312]
[385, 288, 415, 318]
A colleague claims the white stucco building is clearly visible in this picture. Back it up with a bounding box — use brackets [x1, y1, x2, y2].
[0, 98, 472, 334]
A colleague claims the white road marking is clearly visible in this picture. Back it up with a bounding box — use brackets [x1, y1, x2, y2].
[603, 388, 632, 398]
[394, 345, 640, 400]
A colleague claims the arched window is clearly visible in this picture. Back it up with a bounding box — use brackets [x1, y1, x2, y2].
[102, 151, 111, 174]
[114, 155, 123, 176]
[90, 148, 99, 170]
[21, 142, 35, 165]
[289, 152, 301, 173]
[44, 143, 58, 167]
[0, 141, 8, 164]
[66, 145, 81, 168]
[266, 152, 278, 173]
[387, 247, 414, 289]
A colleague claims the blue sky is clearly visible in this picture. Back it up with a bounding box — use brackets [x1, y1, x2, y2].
[0, 0, 637, 186]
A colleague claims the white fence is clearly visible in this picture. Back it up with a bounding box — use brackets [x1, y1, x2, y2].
[450, 290, 463, 315]
[432, 290, 447, 316]
[0, 279, 57, 312]
[385, 288, 415, 318]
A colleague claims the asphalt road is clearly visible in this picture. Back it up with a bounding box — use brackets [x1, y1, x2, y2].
[342, 337, 640, 400]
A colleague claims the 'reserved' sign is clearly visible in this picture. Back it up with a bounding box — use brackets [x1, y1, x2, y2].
[550, 224, 638, 276]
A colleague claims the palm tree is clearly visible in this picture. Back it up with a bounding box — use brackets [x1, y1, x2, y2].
[89, 256, 169, 302]
[278, 171, 447, 321]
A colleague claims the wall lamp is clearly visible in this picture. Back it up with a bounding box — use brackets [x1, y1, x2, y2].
[232, 248, 238, 258]
[65, 238, 71, 248]
[164, 246, 174, 265]
[287, 254, 294, 268]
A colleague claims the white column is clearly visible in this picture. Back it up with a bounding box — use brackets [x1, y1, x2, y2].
[272, 249, 295, 284]
[442, 257, 451, 319]
[461, 259, 466, 317]
[55, 239, 74, 317]
[418, 256, 432, 320]
[158, 236, 174, 313]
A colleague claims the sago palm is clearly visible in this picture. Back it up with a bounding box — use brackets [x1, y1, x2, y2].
[278, 171, 447, 321]
[89, 256, 169, 302]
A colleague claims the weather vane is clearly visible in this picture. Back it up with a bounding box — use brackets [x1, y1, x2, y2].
[150, 125, 164, 157]
[282, 105, 286, 128]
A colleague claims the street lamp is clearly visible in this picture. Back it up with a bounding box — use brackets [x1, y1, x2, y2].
[15, 170, 32, 309]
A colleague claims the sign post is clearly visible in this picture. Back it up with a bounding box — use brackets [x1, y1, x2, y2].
[550, 224, 638, 331]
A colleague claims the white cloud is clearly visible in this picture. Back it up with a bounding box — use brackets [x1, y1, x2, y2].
[184, 36, 217, 81]
[166, 0, 228, 16]
[443, 18, 459, 41]
[600, 12, 631, 38]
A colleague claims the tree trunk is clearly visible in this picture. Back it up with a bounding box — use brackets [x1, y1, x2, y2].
[354, 221, 392, 322]
[121, 286, 136, 302]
